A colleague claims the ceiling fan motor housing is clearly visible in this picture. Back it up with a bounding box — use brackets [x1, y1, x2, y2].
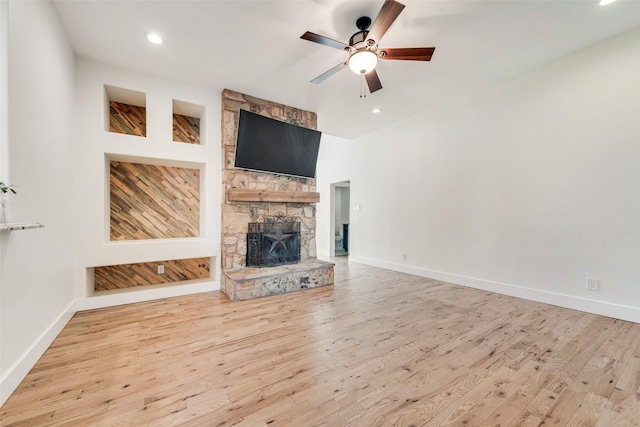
[349, 30, 369, 47]
[350, 16, 373, 47]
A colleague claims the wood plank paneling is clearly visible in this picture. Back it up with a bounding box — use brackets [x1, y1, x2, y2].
[109, 101, 146, 136]
[173, 113, 200, 144]
[2, 259, 639, 426]
[227, 189, 320, 203]
[110, 161, 200, 240]
[94, 257, 210, 291]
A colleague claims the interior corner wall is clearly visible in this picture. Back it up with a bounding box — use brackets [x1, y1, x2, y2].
[1, 0, 77, 404]
[327, 27, 640, 322]
[315, 133, 353, 258]
[338, 188, 350, 232]
[334, 188, 342, 237]
[0, 0, 8, 184]
[332, 186, 350, 238]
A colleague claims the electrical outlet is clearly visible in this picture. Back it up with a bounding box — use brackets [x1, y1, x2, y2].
[586, 278, 599, 291]
[158, 264, 165, 274]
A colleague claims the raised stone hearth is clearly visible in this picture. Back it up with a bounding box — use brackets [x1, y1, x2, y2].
[222, 259, 334, 301]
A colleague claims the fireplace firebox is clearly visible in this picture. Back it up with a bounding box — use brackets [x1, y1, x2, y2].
[246, 216, 300, 268]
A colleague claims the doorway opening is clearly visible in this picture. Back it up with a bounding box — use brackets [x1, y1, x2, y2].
[331, 181, 350, 257]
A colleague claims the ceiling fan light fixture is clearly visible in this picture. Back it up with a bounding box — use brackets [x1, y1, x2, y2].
[348, 50, 378, 75]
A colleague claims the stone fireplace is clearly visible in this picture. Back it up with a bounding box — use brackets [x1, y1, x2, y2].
[220, 89, 334, 301]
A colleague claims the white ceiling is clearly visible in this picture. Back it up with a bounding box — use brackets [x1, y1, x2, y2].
[52, 0, 640, 139]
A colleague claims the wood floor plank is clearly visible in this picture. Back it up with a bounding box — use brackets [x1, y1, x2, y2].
[1, 259, 639, 426]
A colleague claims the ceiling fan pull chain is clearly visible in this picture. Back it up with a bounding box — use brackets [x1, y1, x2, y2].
[360, 75, 367, 98]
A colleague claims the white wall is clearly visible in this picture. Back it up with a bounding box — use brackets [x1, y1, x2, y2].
[337, 187, 350, 234]
[334, 187, 342, 237]
[74, 58, 222, 309]
[1, 0, 76, 404]
[318, 27, 640, 322]
[316, 133, 353, 258]
[334, 187, 350, 237]
[1, 3, 224, 405]
[0, 0, 8, 186]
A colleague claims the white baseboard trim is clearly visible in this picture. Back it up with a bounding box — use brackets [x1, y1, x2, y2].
[75, 280, 219, 311]
[0, 280, 219, 407]
[0, 300, 76, 407]
[349, 256, 640, 324]
[316, 253, 331, 262]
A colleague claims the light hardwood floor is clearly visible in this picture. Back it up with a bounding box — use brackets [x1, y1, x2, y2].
[2, 259, 639, 426]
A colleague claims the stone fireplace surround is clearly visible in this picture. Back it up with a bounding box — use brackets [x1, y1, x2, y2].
[220, 89, 334, 301]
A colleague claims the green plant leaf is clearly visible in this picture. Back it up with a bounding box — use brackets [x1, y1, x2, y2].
[0, 181, 17, 194]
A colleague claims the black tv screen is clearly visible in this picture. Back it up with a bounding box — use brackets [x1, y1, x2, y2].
[234, 109, 321, 179]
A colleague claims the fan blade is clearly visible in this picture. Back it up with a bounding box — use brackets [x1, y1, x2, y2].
[366, 0, 405, 45]
[365, 70, 383, 93]
[301, 31, 349, 51]
[311, 61, 348, 84]
[380, 47, 435, 61]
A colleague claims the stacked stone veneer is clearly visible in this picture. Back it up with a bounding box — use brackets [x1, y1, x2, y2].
[223, 260, 334, 301]
[221, 89, 333, 300]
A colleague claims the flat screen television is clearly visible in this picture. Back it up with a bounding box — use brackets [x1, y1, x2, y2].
[234, 109, 322, 179]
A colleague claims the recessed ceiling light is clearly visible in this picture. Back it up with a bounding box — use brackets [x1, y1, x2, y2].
[599, 0, 616, 5]
[146, 32, 163, 44]
[372, 108, 381, 114]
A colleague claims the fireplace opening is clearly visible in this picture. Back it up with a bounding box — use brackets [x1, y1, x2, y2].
[246, 215, 300, 268]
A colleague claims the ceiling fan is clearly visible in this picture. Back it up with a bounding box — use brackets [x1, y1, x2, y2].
[300, 0, 435, 94]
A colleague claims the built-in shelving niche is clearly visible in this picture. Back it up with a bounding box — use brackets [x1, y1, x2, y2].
[107, 155, 203, 241]
[173, 99, 204, 145]
[105, 85, 147, 137]
[91, 85, 214, 299]
[89, 256, 215, 294]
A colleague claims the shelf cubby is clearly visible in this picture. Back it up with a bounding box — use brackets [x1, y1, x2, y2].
[172, 99, 204, 144]
[105, 85, 147, 137]
[93, 257, 211, 292]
